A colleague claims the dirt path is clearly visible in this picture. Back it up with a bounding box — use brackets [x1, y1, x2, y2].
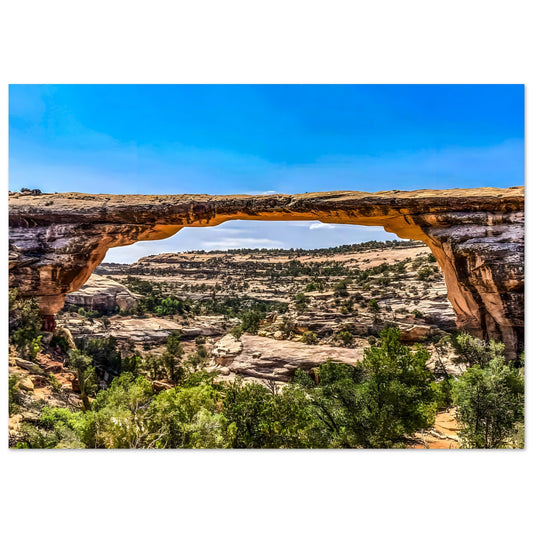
[411, 408, 460, 449]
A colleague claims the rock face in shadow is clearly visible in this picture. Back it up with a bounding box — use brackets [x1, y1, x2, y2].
[9, 187, 524, 356]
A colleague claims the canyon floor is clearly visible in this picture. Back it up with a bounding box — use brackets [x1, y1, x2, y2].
[10, 240, 463, 448]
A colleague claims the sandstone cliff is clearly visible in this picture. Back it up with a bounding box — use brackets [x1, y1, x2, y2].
[8, 187, 524, 355]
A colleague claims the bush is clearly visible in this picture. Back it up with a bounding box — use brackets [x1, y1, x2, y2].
[301, 331, 318, 345]
[188, 344, 209, 370]
[294, 293, 309, 312]
[155, 297, 184, 316]
[333, 279, 349, 297]
[368, 299, 380, 313]
[49, 374, 63, 394]
[292, 329, 437, 448]
[337, 330, 353, 345]
[239, 310, 263, 335]
[417, 266, 434, 281]
[78, 336, 121, 377]
[231, 326, 243, 339]
[162, 333, 185, 382]
[452, 332, 505, 368]
[9, 375, 23, 414]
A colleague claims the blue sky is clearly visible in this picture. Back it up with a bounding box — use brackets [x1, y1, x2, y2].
[9, 85, 524, 262]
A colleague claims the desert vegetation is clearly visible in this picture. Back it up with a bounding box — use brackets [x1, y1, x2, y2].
[8, 240, 524, 449]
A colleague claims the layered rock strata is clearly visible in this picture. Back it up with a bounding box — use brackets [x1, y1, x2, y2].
[9, 187, 524, 355]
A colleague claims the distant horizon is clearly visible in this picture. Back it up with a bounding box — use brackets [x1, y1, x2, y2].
[99, 238, 423, 265]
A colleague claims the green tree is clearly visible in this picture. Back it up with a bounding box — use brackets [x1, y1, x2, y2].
[147, 384, 231, 448]
[92, 373, 154, 448]
[9, 374, 23, 414]
[452, 332, 505, 368]
[356, 328, 436, 447]
[79, 336, 121, 377]
[162, 332, 185, 382]
[333, 279, 350, 297]
[142, 351, 165, 381]
[68, 349, 97, 412]
[417, 266, 434, 280]
[222, 379, 275, 448]
[239, 310, 262, 334]
[294, 293, 309, 312]
[295, 328, 437, 448]
[222, 378, 312, 448]
[9, 289, 42, 360]
[453, 356, 524, 448]
[189, 344, 209, 369]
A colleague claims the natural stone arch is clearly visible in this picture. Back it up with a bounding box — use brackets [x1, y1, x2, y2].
[8, 187, 524, 356]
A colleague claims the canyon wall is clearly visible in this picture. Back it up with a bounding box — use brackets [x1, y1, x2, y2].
[8, 187, 524, 356]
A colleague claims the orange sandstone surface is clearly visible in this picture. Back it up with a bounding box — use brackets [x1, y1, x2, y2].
[9, 187, 524, 355]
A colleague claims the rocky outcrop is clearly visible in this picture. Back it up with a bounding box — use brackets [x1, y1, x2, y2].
[9, 187, 524, 355]
[58, 314, 239, 345]
[213, 333, 365, 381]
[58, 315, 182, 345]
[64, 274, 138, 313]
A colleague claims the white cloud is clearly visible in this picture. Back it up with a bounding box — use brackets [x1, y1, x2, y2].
[309, 222, 336, 230]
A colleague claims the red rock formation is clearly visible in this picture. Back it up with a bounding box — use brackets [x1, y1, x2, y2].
[8, 187, 524, 356]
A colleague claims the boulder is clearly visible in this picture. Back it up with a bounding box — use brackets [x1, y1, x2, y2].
[64, 274, 138, 313]
[400, 324, 437, 342]
[212, 334, 243, 367]
[18, 376, 34, 392]
[54, 326, 77, 349]
[212, 333, 365, 382]
[14, 357, 42, 374]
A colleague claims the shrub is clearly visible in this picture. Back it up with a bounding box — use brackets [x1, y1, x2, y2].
[294, 293, 309, 312]
[452, 332, 505, 368]
[368, 299, 380, 313]
[417, 266, 433, 281]
[239, 310, 263, 335]
[334, 279, 349, 297]
[301, 331, 318, 345]
[9, 375, 23, 414]
[337, 330, 353, 345]
[231, 326, 243, 339]
[49, 374, 63, 394]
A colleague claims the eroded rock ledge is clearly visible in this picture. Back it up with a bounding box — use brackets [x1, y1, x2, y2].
[8, 187, 524, 356]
